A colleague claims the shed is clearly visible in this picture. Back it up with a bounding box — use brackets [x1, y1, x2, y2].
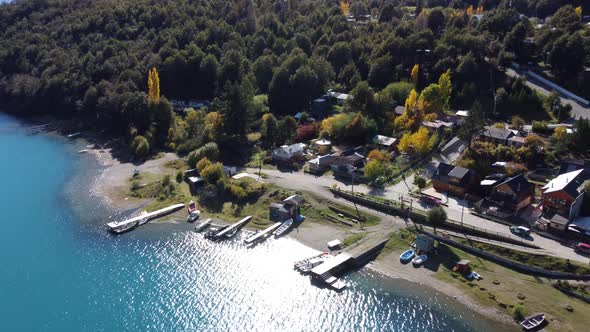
[187, 176, 205, 191]
[415, 234, 435, 253]
[452, 260, 471, 273]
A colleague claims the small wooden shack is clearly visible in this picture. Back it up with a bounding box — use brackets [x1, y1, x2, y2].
[452, 259, 471, 273]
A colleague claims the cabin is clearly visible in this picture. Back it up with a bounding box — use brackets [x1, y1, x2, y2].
[541, 169, 590, 222]
[325, 90, 351, 105]
[431, 163, 475, 196]
[394, 106, 405, 116]
[453, 260, 471, 273]
[269, 194, 303, 222]
[421, 120, 454, 134]
[271, 143, 306, 163]
[311, 98, 329, 118]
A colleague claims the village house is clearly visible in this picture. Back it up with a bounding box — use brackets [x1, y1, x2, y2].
[269, 194, 303, 222]
[475, 174, 535, 218]
[271, 143, 306, 163]
[325, 90, 351, 105]
[421, 120, 454, 134]
[306, 154, 334, 174]
[394, 105, 405, 116]
[373, 135, 397, 151]
[541, 168, 590, 223]
[480, 126, 515, 145]
[431, 163, 475, 196]
[330, 153, 365, 177]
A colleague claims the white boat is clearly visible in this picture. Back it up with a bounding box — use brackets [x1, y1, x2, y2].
[411, 254, 428, 266]
[187, 210, 200, 222]
[194, 219, 212, 232]
[274, 218, 293, 237]
[107, 219, 139, 234]
[520, 313, 546, 331]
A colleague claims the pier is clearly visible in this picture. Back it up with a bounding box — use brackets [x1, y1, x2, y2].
[106, 203, 185, 233]
[308, 235, 390, 291]
[243, 222, 281, 246]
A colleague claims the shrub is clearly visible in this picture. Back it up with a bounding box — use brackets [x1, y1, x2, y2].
[196, 157, 211, 173]
[427, 206, 447, 228]
[200, 162, 224, 183]
[512, 304, 527, 321]
[188, 142, 220, 167]
[532, 121, 549, 133]
[131, 135, 150, 157]
[296, 124, 318, 142]
[175, 171, 183, 184]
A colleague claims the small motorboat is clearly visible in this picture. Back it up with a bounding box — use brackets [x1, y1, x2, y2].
[205, 225, 229, 240]
[412, 254, 428, 266]
[187, 210, 201, 223]
[187, 200, 197, 214]
[400, 249, 415, 263]
[137, 211, 149, 226]
[194, 219, 212, 232]
[520, 313, 546, 331]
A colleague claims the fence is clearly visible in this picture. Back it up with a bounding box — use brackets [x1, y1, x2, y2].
[420, 229, 590, 281]
[330, 188, 540, 249]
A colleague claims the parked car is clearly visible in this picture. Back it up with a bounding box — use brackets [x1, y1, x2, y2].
[510, 226, 530, 237]
[575, 242, 590, 254]
[420, 196, 441, 206]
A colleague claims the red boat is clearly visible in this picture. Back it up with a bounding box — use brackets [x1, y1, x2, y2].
[187, 200, 197, 214]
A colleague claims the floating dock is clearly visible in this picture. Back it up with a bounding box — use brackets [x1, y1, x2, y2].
[243, 222, 281, 245]
[307, 236, 390, 291]
[106, 203, 185, 233]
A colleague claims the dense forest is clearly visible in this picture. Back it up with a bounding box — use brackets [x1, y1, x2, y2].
[0, 0, 588, 160]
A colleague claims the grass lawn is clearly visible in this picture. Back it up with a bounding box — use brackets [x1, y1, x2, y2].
[342, 232, 368, 248]
[382, 229, 590, 332]
[128, 172, 190, 212]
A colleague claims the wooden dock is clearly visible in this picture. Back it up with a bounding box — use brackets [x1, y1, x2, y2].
[243, 222, 281, 245]
[211, 216, 252, 239]
[106, 203, 185, 232]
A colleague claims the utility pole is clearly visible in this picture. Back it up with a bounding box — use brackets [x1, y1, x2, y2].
[351, 166, 361, 225]
[460, 194, 467, 227]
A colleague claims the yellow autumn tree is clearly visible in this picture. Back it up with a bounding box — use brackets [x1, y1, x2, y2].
[411, 127, 431, 155]
[340, 1, 350, 16]
[397, 132, 412, 153]
[552, 126, 567, 141]
[148, 67, 160, 102]
[405, 89, 419, 113]
[476, 6, 484, 15]
[411, 64, 419, 86]
[575, 6, 582, 16]
[466, 5, 473, 15]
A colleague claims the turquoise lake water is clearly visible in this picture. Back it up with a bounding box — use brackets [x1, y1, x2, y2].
[0, 113, 507, 331]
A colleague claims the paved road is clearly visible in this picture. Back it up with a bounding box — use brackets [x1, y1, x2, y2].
[506, 68, 590, 120]
[246, 167, 590, 263]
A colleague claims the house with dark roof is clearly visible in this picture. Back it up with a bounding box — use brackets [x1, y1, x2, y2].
[559, 159, 585, 175]
[431, 163, 475, 196]
[475, 174, 535, 218]
[330, 153, 365, 177]
[480, 126, 515, 145]
[541, 168, 590, 222]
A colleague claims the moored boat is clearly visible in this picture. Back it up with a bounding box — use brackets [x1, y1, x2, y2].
[273, 218, 293, 237]
[400, 249, 415, 263]
[187, 210, 200, 222]
[411, 254, 428, 266]
[520, 313, 546, 331]
[107, 219, 139, 234]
